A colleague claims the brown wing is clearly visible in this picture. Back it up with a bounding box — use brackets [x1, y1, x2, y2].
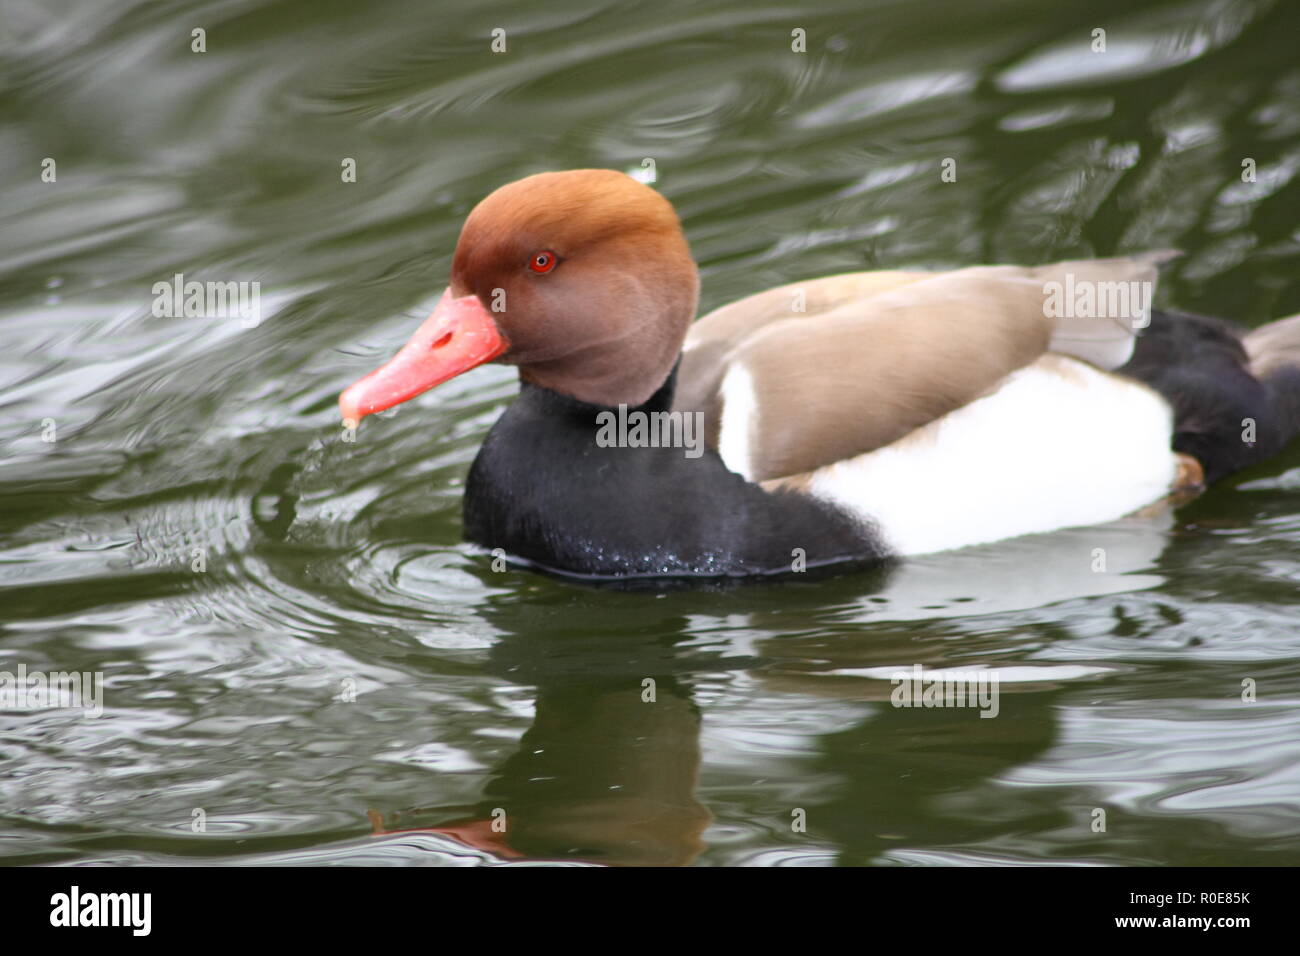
[675, 258, 1159, 482]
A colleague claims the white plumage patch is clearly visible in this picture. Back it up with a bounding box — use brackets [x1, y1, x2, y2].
[717, 362, 759, 480]
[801, 355, 1178, 556]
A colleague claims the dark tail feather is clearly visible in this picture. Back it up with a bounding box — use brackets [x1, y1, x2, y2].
[1244, 314, 1300, 452]
[1119, 310, 1300, 485]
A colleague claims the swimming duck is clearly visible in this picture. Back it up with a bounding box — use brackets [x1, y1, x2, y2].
[339, 170, 1300, 580]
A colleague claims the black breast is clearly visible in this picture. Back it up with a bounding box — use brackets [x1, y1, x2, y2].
[462, 372, 888, 580]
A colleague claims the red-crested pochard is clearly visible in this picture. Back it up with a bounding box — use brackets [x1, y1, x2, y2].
[339, 170, 1300, 580]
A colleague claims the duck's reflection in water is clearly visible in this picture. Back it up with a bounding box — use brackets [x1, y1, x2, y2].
[374, 676, 708, 865]
[372, 513, 1173, 864]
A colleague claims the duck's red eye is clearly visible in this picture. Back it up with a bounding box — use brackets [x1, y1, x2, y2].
[529, 250, 557, 274]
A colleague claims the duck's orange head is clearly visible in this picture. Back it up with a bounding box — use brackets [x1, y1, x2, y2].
[339, 169, 699, 423]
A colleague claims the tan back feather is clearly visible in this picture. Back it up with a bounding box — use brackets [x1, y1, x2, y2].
[676, 258, 1159, 481]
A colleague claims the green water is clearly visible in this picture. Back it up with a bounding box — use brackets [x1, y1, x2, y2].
[2, 0, 1299, 866]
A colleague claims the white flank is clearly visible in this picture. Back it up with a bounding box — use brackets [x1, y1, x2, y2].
[803, 355, 1178, 555]
[717, 363, 759, 480]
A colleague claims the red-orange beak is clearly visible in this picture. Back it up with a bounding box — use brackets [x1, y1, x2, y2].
[339, 290, 507, 425]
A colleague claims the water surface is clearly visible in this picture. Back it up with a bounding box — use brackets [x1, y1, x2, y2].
[2, 0, 1299, 865]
